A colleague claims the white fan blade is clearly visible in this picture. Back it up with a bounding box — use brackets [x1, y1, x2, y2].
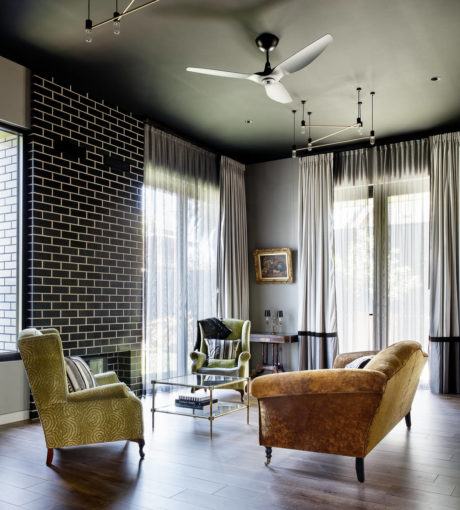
[186, 67, 251, 80]
[274, 34, 333, 77]
[264, 81, 292, 103]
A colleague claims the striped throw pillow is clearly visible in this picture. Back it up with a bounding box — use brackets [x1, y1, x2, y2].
[65, 356, 97, 393]
[345, 355, 375, 369]
[205, 338, 241, 360]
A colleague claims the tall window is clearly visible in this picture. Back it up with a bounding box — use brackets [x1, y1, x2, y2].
[334, 143, 430, 353]
[143, 127, 219, 384]
[0, 129, 22, 353]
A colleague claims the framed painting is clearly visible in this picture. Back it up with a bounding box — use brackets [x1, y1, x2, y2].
[253, 248, 294, 284]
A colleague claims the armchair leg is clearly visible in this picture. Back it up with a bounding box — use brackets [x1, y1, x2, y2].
[355, 457, 365, 482]
[405, 411, 411, 429]
[46, 448, 54, 466]
[265, 446, 272, 466]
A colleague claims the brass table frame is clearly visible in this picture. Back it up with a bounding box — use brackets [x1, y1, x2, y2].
[151, 374, 250, 439]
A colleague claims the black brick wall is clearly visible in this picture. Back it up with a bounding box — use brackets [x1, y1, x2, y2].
[28, 75, 144, 395]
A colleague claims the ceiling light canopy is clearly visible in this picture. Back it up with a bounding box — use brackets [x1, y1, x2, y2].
[84, 0, 160, 43]
[291, 89, 376, 157]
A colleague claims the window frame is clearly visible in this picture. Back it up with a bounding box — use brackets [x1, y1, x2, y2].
[0, 123, 26, 361]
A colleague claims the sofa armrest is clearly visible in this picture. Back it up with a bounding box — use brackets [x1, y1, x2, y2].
[94, 371, 119, 386]
[333, 351, 378, 368]
[190, 351, 206, 373]
[67, 383, 131, 402]
[251, 369, 387, 399]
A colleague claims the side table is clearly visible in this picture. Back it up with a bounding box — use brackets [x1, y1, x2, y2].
[250, 333, 298, 374]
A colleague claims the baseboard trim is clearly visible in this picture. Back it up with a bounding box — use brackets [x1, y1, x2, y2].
[0, 410, 29, 425]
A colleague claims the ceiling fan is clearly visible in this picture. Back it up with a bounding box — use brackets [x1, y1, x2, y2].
[186, 33, 333, 104]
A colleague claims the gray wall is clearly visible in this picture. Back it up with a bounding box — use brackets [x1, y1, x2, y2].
[0, 56, 30, 129]
[0, 361, 29, 424]
[246, 157, 300, 371]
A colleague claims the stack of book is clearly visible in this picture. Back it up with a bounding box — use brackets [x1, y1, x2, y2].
[175, 395, 218, 410]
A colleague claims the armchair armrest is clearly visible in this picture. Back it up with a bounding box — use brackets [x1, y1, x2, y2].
[67, 383, 131, 402]
[94, 371, 119, 386]
[251, 369, 387, 399]
[190, 351, 206, 373]
[237, 350, 251, 378]
[237, 350, 251, 365]
[333, 350, 378, 368]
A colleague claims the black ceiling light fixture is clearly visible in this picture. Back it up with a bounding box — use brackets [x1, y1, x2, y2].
[113, 0, 121, 36]
[85, 0, 92, 43]
[356, 87, 363, 135]
[300, 100, 307, 134]
[369, 91, 376, 146]
[291, 109, 297, 158]
[84, 0, 159, 42]
[291, 87, 375, 153]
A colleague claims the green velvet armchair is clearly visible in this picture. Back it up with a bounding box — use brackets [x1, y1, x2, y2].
[190, 319, 251, 401]
[18, 328, 144, 466]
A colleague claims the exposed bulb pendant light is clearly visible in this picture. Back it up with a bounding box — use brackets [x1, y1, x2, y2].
[356, 87, 363, 135]
[307, 112, 313, 151]
[113, 0, 121, 35]
[300, 100, 306, 135]
[291, 110, 297, 158]
[85, 0, 93, 43]
[370, 91, 376, 146]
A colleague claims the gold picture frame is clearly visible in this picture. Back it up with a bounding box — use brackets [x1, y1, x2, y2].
[253, 248, 294, 284]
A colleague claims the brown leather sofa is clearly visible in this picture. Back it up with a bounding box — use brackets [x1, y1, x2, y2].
[251, 341, 428, 482]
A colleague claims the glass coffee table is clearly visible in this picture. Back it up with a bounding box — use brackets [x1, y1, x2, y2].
[151, 374, 250, 439]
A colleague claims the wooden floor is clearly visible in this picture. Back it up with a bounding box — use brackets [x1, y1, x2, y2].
[0, 388, 459, 509]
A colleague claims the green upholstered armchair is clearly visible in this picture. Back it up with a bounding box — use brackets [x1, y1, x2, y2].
[18, 328, 144, 466]
[190, 319, 251, 401]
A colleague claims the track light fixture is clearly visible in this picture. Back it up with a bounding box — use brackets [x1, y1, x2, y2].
[290, 87, 376, 155]
[300, 100, 306, 135]
[291, 110, 297, 158]
[84, 0, 160, 42]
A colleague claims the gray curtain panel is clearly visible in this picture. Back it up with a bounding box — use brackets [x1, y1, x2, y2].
[297, 154, 338, 369]
[217, 156, 249, 319]
[428, 132, 460, 394]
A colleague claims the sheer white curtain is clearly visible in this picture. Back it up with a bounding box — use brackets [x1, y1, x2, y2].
[375, 140, 430, 351]
[334, 149, 374, 353]
[333, 141, 430, 354]
[217, 156, 249, 319]
[144, 126, 219, 384]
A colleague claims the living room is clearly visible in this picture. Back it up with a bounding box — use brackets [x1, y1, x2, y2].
[0, 1, 459, 509]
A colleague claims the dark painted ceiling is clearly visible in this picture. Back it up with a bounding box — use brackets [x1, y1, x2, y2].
[1, 0, 460, 163]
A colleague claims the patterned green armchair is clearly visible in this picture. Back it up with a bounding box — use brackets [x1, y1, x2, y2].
[18, 328, 144, 466]
[190, 319, 251, 401]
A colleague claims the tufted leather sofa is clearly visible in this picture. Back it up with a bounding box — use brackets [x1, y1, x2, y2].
[251, 341, 428, 482]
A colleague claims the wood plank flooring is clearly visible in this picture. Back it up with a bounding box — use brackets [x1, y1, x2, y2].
[0, 388, 459, 509]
